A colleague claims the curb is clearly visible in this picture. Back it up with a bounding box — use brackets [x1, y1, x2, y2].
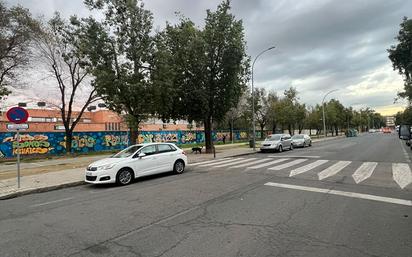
[0, 181, 86, 200]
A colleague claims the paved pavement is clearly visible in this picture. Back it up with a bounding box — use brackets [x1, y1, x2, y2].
[0, 132, 411, 257]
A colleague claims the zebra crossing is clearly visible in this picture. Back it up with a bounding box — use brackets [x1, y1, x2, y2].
[190, 157, 412, 190]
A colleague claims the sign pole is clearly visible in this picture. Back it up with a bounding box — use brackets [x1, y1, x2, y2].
[16, 129, 21, 189]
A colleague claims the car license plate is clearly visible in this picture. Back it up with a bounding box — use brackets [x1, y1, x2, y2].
[86, 172, 92, 176]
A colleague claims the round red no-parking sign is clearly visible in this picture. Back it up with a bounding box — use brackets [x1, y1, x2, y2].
[6, 107, 29, 124]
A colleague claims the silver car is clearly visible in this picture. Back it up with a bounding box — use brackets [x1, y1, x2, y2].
[291, 134, 312, 148]
[260, 134, 293, 153]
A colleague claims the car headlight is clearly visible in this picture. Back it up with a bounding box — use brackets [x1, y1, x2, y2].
[98, 163, 116, 170]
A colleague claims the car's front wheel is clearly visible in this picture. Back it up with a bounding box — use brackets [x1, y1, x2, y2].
[290, 144, 294, 150]
[278, 145, 283, 153]
[116, 168, 134, 186]
[174, 160, 185, 174]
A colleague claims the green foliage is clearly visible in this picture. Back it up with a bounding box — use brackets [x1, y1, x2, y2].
[151, 1, 249, 152]
[395, 107, 412, 125]
[0, 1, 38, 100]
[78, 0, 154, 143]
[388, 17, 412, 102]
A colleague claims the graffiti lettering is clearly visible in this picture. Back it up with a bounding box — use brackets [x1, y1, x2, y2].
[2, 134, 53, 156]
[59, 135, 96, 150]
[103, 135, 129, 147]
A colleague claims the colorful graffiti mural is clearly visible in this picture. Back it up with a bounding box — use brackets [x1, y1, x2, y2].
[103, 134, 129, 147]
[137, 131, 179, 144]
[0, 131, 130, 158]
[59, 135, 96, 150]
[0, 130, 251, 158]
[2, 134, 53, 155]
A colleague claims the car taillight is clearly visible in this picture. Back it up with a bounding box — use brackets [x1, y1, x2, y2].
[182, 151, 186, 155]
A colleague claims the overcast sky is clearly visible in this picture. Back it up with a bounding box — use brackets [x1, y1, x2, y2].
[5, 0, 412, 115]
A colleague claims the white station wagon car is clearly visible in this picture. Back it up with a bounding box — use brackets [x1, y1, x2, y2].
[85, 143, 188, 185]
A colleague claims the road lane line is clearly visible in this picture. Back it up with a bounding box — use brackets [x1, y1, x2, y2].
[214, 158, 257, 168]
[229, 158, 269, 169]
[392, 163, 412, 189]
[264, 182, 412, 206]
[289, 160, 329, 177]
[190, 158, 230, 166]
[352, 162, 378, 184]
[246, 158, 289, 169]
[268, 159, 308, 170]
[30, 197, 74, 207]
[318, 161, 351, 180]
[197, 158, 244, 167]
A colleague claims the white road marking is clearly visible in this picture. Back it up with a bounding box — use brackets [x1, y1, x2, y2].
[392, 163, 412, 189]
[352, 162, 378, 184]
[399, 140, 411, 163]
[197, 158, 244, 167]
[246, 158, 289, 169]
[289, 160, 329, 177]
[268, 155, 320, 159]
[268, 159, 308, 170]
[214, 158, 258, 168]
[229, 158, 270, 169]
[264, 182, 412, 206]
[318, 161, 351, 180]
[190, 158, 230, 166]
[30, 197, 74, 207]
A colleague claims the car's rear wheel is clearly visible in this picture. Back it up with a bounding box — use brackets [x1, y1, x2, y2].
[278, 145, 283, 153]
[174, 160, 185, 174]
[303, 142, 306, 147]
[290, 144, 294, 150]
[116, 168, 133, 186]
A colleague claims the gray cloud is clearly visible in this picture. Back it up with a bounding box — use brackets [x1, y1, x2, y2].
[5, 0, 412, 114]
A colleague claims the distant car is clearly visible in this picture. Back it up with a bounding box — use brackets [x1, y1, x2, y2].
[85, 143, 187, 185]
[260, 134, 293, 153]
[382, 127, 391, 133]
[291, 134, 312, 148]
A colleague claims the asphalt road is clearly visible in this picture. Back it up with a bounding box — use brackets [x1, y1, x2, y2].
[0, 133, 411, 257]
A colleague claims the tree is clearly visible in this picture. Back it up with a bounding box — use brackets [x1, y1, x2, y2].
[246, 88, 268, 139]
[0, 1, 38, 100]
[80, 0, 154, 144]
[152, 1, 249, 153]
[388, 17, 412, 102]
[33, 14, 99, 154]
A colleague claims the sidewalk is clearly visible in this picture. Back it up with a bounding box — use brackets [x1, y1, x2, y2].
[0, 135, 343, 200]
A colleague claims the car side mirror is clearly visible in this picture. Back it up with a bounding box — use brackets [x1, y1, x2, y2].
[138, 152, 146, 158]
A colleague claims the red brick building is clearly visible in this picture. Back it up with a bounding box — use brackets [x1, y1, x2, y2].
[0, 108, 199, 132]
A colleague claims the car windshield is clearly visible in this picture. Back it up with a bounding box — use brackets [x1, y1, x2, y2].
[292, 135, 304, 139]
[266, 135, 281, 141]
[112, 145, 142, 158]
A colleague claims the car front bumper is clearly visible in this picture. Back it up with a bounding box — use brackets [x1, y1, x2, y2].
[85, 169, 117, 184]
[260, 144, 279, 151]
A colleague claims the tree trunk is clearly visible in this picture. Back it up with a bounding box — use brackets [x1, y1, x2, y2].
[260, 125, 264, 139]
[288, 124, 292, 135]
[272, 122, 277, 133]
[204, 117, 213, 153]
[130, 126, 139, 144]
[65, 130, 73, 155]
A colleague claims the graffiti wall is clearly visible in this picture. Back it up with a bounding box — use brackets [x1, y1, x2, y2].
[0, 131, 129, 158]
[0, 130, 250, 158]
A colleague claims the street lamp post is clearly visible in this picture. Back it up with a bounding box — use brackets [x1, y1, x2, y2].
[322, 89, 339, 138]
[252, 46, 275, 151]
